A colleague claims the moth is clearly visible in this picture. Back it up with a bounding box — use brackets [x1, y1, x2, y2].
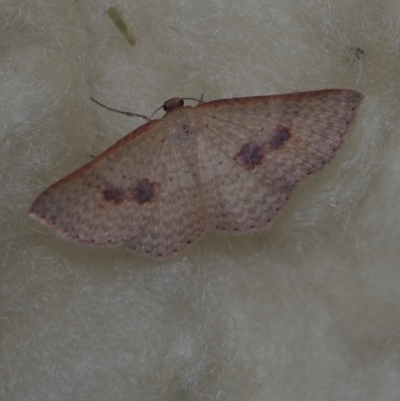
[29, 90, 363, 258]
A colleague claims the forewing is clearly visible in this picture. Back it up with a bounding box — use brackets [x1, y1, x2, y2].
[197, 90, 363, 188]
[29, 120, 166, 244]
[126, 137, 206, 257]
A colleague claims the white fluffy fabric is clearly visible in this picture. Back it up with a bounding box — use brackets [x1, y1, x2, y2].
[1, 0, 400, 400]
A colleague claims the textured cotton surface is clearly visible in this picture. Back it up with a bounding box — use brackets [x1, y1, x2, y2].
[1, 0, 400, 401]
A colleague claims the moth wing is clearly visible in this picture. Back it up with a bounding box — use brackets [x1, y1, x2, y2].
[29, 120, 167, 244]
[197, 90, 363, 188]
[126, 136, 206, 257]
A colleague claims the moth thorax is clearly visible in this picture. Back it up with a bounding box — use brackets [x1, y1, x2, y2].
[169, 122, 196, 146]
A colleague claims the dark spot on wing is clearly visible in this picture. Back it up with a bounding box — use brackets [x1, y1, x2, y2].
[104, 184, 125, 204]
[134, 178, 155, 204]
[103, 178, 156, 205]
[269, 125, 291, 149]
[235, 142, 264, 169]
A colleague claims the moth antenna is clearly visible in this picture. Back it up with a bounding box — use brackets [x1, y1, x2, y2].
[182, 93, 204, 104]
[183, 95, 204, 105]
[90, 98, 151, 122]
[149, 105, 166, 120]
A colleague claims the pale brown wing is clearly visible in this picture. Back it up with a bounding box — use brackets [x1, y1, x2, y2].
[29, 120, 167, 244]
[195, 90, 363, 188]
[197, 131, 291, 233]
[126, 136, 206, 257]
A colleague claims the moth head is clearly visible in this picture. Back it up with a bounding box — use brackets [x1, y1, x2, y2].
[163, 98, 185, 112]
